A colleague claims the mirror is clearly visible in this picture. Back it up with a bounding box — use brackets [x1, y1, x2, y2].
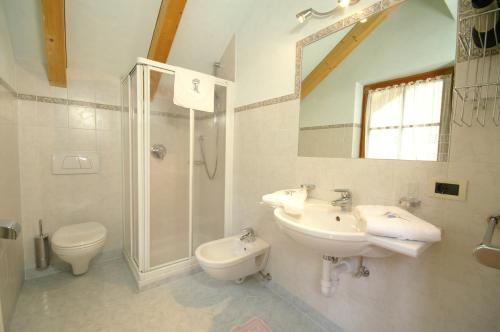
[298, 0, 457, 161]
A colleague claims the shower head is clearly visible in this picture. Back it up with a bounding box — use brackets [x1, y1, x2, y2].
[213, 62, 222, 77]
[296, 0, 360, 23]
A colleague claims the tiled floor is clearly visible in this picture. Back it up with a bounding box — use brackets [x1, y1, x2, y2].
[9, 259, 330, 332]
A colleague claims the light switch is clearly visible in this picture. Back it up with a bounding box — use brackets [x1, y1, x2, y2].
[429, 178, 467, 201]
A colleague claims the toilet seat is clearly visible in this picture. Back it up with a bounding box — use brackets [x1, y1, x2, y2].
[52, 238, 106, 252]
[52, 222, 107, 249]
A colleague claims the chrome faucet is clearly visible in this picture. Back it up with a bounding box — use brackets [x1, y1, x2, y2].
[331, 189, 352, 211]
[240, 227, 256, 243]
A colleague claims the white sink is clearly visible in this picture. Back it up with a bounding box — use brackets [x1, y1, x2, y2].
[273, 199, 432, 258]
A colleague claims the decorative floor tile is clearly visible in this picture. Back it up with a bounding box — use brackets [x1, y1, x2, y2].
[9, 259, 330, 332]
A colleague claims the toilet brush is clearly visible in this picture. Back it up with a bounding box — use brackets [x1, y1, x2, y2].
[34, 219, 50, 270]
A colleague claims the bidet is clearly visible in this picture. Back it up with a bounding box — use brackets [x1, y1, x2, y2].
[195, 235, 270, 283]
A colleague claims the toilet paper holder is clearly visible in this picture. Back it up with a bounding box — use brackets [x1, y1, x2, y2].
[0, 219, 22, 240]
[474, 216, 500, 270]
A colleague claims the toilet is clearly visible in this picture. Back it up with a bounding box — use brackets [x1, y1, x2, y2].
[195, 235, 270, 282]
[51, 222, 107, 275]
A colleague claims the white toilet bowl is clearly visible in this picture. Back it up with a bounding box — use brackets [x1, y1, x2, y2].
[195, 235, 270, 282]
[51, 222, 107, 275]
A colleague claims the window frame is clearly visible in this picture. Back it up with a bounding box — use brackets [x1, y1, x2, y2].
[359, 66, 454, 158]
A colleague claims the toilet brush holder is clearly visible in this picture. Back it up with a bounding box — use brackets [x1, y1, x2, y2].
[35, 219, 50, 270]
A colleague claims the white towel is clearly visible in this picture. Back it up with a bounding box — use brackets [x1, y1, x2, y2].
[354, 205, 441, 242]
[173, 67, 214, 113]
[262, 189, 307, 216]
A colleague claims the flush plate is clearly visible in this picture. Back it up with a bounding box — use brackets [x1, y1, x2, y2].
[52, 151, 100, 175]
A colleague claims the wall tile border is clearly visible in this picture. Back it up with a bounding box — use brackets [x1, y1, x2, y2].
[0, 75, 121, 111]
[234, 0, 404, 113]
[2, 75, 223, 118]
[17, 93, 121, 111]
[299, 123, 361, 131]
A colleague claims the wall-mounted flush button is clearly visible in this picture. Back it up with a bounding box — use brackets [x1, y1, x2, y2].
[429, 178, 467, 201]
[52, 152, 99, 175]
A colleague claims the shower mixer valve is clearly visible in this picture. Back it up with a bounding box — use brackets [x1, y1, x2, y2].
[151, 144, 167, 160]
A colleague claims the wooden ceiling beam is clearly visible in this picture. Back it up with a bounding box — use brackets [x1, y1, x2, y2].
[41, 0, 67, 87]
[148, 0, 187, 98]
[301, 6, 398, 100]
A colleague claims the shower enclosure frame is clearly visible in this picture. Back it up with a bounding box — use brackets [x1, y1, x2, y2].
[121, 57, 234, 288]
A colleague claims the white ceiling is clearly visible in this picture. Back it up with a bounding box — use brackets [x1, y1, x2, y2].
[1, 0, 254, 80]
[2, 0, 46, 68]
[65, 0, 162, 77]
[167, 0, 255, 76]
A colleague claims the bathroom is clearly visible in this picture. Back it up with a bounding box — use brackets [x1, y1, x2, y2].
[0, 0, 499, 331]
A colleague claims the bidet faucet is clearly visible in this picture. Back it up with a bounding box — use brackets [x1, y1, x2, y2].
[240, 227, 256, 243]
[331, 189, 352, 211]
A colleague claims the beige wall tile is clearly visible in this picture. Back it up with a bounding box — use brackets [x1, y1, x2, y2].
[233, 97, 500, 331]
[0, 85, 23, 329]
[69, 106, 96, 130]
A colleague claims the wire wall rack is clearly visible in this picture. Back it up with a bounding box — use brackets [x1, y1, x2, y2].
[453, 6, 500, 127]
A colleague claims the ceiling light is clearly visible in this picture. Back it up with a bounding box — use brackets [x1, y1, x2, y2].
[295, 0, 359, 23]
[296, 0, 361, 23]
[296, 8, 313, 23]
[338, 0, 350, 7]
[338, 0, 361, 8]
[295, 7, 336, 23]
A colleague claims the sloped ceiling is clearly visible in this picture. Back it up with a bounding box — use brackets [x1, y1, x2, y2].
[167, 0, 255, 75]
[65, 0, 162, 77]
[1, 0, 254, 80]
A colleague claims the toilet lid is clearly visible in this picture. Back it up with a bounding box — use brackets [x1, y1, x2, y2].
[52, 222, 106, 248]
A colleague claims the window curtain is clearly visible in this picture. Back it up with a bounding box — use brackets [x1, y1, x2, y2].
[437, 75, 453, 162]
[365, 75, 452, 161]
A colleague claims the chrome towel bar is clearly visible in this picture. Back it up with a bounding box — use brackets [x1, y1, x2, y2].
[474, 216, 500, 269]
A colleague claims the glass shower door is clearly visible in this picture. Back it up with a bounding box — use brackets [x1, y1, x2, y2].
[192, 84, 227, 250]
[147, 68, 190, 269]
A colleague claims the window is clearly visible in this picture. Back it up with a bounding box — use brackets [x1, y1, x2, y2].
[361, 69, 453, 161]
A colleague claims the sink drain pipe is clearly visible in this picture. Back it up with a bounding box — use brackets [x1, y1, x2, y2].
[321, 255, 358, 296]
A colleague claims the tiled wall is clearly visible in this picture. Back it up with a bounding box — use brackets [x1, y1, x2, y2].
[15, 67, 123, 276]
[298, 126, 359, 158]
[232, 98, 500, 331]
[0, 2, 23, 328]
[0, 84, 23, 330]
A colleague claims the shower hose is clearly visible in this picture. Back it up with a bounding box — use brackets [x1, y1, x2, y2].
[199, 113, 219, 180]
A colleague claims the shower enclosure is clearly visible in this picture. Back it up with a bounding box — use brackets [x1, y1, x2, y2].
[121, 58, 233, 287]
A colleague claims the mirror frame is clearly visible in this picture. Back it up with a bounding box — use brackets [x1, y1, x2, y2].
[295, 0, 405, 100]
